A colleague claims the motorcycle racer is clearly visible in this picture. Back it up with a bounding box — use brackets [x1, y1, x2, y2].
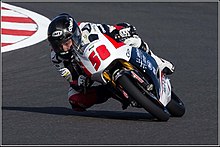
[47, 13, 174, 111]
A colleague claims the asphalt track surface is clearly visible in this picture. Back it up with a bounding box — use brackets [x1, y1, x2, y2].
[2, 2, 218, 145]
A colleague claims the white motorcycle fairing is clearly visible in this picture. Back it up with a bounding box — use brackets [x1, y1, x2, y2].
[75, 24, 171, 106]
[76, 30, 132, 84]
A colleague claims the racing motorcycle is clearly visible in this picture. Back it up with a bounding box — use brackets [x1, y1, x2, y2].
[74, 26, 185, 121]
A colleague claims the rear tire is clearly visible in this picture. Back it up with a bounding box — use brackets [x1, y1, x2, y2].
[117, 75, 170, 121]
[166, 91, 185, 117]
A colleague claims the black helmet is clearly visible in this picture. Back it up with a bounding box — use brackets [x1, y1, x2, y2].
[47, 13, 81, 59]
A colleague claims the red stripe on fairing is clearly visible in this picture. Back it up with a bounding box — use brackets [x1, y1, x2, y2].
[1, 16, 36, 23]
[2, 28, 36, 36]
[82, 67, 92, 77]
[1, 43, 13, 47]
[1, 7, 10, 10]
[103, 34, 125, 49]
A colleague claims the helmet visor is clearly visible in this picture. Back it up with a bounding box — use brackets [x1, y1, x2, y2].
[72, 26, 82, 53]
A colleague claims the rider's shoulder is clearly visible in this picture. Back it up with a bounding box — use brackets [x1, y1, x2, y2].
[78, 22, 93, 29]
[79, 22, 103, 29]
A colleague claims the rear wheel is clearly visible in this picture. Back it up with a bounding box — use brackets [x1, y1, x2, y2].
[117, 75, 170, 121]
[166, 91, 185, 117]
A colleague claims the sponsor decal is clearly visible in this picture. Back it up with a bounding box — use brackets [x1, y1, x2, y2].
[131, 71, 144, 83]
[147, 60, 152, 70]
[119, 27, 131, 37]
[52, 30, 62, 37]
[126, 48, 131, 58]
[68, 18, 73, 32]
[122, 90, 129, 99]
[135, 49, 157, 75]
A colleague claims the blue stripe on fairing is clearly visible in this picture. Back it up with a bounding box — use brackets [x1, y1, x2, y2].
[129, 47, 160, 98]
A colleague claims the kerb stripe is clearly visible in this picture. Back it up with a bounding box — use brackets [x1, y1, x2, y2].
[2, 28, 36, 36]
[2, 16, 36, 23]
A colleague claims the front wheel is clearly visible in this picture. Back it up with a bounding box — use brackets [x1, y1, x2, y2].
[117, 75, 170, 121]
[166, 91, 185, 117]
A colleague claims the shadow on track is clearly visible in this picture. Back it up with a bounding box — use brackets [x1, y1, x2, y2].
[2, 106, 155, 121]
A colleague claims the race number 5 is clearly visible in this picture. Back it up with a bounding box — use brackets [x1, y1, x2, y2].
[89, 45, 110, 70]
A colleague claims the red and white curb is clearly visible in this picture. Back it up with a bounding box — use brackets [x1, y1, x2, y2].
[1, 2, 51, 53]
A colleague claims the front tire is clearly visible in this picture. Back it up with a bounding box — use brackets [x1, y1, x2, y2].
[166, 91, 185, 117]
[117, 75, 170, 121]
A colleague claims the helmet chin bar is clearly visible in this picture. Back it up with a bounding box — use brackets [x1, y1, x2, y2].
[59, 50, 74, 59]
[60, 51, 69, 55]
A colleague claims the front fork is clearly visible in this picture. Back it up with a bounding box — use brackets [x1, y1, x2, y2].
[103, 60, 133, 87]
[102, 60, 164, 108]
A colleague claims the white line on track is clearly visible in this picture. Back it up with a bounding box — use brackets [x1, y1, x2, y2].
[1, 34, 29, 44]
[1, 9, 29, 17]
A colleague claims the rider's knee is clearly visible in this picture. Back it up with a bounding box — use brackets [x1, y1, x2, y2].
[68, 86, 111, 111]
[68, 88, 96, 111]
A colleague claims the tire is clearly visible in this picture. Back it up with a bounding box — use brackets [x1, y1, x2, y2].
[117, 75, 170, 121]
[166, 91, 185, 117]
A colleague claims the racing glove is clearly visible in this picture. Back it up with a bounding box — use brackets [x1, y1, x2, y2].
[114, 22, 137, 41]
[77, 75, 87, 87]
[119, 26, 136, 38]
[59, 68, 72, 82]
[70, 75, 92, 92]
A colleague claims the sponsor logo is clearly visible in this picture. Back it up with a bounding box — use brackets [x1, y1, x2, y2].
[122, 90, 129, 99]
[119, 27, 131, 37]
[131, 71, 144, 83]
[68, 18, 73, 32]
[147, 60, 152, 70]
[126, 48, 131, 58]
[52, 30, 63, 37]
[136, 57, 157, 75]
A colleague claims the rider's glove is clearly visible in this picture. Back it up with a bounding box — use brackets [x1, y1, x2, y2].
[74, 75, 93, 93]
[119, 27, 134, 38]
[69, 75, 92, 91]
[119, 23, 137, 38]
[77, 75, 93, 88]
[59, 68, 72, 82]
[77, 75, 87, 87]
[115, 23, 137, 41]
[69, 75, 88, 92]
